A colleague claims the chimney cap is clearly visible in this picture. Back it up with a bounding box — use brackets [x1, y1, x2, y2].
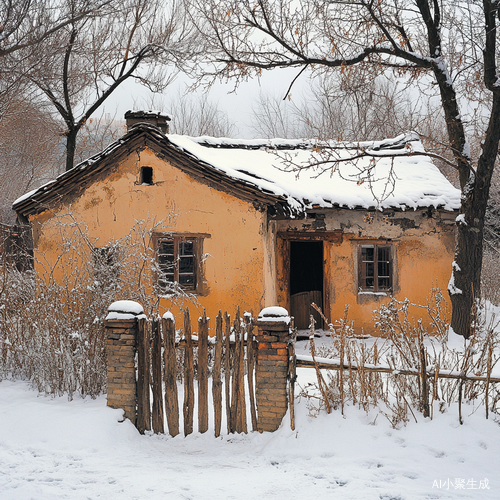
[124, 110, 171, 134]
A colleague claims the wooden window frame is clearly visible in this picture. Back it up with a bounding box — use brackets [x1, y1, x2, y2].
[358, 244, 393, 293]
[154, 234, 205, 293]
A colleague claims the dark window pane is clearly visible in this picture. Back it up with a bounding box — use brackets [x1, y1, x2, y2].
[179, 256, 194, 273]
[179, 274, 195, 287]
[378, 261, 390, 277]
[378, 277, 390, 289]
[158, 254, 174, 266]
[378, 246, 389, 262]
[159, 275, 174, 288]
[365, 262, 374, 277]
[159, 241, 175, 255]
[365, 277, 374, 288]
[362, 246, 374, 261]
[179, 240, 193, 256]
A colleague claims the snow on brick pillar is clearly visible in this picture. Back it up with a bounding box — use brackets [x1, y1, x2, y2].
[104, 301, 145, 425]
[255, 307, 291, 432]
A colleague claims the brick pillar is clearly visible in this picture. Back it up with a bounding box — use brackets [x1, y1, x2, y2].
[255, 307, 291, 432]
[104, 317, 138, 424]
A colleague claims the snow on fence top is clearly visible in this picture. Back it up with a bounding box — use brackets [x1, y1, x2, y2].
[106, 300, 145, 321]
[258, 306, 290, 324]
[162, 311, 174, 321]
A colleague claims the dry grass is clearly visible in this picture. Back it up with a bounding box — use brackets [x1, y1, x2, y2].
[0, 217, 198, 398]
[299, 291, 500, 427]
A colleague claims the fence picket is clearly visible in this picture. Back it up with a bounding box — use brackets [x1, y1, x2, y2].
[163, 316, 179, 437]
[136, 317, 151, 434]
[246, 318, 257, 432]
[213, 312, 223, 437]
[237, 313, 247, 434]
[151, 317, 164, 434]
[183, 309, 194, 436]
[224, 312, 231, 434]
[198, 311, 209, 434]
[230, 315, 240, 433]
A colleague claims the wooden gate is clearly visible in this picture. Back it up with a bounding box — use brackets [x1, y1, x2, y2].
[135, 308, 258, 437]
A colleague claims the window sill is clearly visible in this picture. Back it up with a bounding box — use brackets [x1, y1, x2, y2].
[357, 290, 392, 305]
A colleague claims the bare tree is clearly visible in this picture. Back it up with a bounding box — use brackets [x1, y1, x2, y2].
[0, 1, 113, 116]
[143, 90, 237, 136]
[0, 96, 63, 223]
[20, 0, 193, 171]
[190, 0, 500, 338]
[168, 93, 236, 137]
[250, 91, 305, 138]
[74, 112, 126, 164]
[251, 75, 423, 140]
[0, 0, 112, 58]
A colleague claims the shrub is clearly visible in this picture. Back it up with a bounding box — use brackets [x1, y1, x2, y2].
[0, 216, 197, 398]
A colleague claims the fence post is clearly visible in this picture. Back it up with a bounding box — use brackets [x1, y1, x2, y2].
[104, 301, 144, 427]
[255, 307, 291, 432]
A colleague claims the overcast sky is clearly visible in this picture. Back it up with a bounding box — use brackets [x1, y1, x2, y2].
[104, 68, 309, 138]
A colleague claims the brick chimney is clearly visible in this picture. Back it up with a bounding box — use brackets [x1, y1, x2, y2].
[125, 110, 171, 134]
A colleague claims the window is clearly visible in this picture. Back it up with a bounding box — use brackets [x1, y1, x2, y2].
[359, 244, 392, 292]
[156, 236, 198, 291]
[92, 246, 120, 285]
[140, 166, 153, 185]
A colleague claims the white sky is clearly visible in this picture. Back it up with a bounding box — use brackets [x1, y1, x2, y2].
[103, 69, 308, 138]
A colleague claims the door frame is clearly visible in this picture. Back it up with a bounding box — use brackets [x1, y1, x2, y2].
[276, 231, 342, 325]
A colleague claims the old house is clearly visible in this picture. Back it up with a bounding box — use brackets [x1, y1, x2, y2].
[13, 111, 460, 334]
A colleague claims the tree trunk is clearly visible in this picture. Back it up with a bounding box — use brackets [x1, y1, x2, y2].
[449, 222, 482, 339]
[450, 92, 500, 338]
[65, 127, 78, 171]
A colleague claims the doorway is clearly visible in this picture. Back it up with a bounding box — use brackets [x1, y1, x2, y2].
[289, 241, 324, 330]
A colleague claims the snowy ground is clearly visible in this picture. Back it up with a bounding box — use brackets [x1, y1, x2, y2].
[0, 377, 498, 500]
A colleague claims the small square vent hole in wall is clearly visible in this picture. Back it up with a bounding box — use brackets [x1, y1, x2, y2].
[140, 166, 153, 185]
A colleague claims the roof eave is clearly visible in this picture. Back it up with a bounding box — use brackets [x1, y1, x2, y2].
[13, 126, 288, 218]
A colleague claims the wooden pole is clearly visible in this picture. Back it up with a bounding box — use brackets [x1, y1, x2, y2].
[163, 315, 179, 437]
[237, 312, 247, 434]
[224, 312, 231, 434]
[288, 343, 296, 431]
[136, 317, 151, 434]
[295, 358, 500, 383]
[419, 332, 429, 418]
[213, 311, 223, 437]
[230, 314, 240, 433]
[486, 342, 493, 420]
[151, 317, 165, 434]
[198, 310, 209, 434]
[183, 308, 194, 436]
[246, 318, 258, 432]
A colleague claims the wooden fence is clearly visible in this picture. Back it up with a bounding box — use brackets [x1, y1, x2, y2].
[105, 306, 292, 436]
[138, 309, 258, 437]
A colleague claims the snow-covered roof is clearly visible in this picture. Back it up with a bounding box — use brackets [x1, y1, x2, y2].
[13, 125, 461, 216]
[168, 132, 461, 212]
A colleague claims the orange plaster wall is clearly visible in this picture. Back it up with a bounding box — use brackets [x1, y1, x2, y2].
[29, 148, 456, 335]
[325, 233, 454, 335]
[275, 210, 456, 335]
[30, 148, 268, 323]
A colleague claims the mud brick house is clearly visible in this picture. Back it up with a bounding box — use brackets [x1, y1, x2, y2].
[13, 111, 461, 334]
